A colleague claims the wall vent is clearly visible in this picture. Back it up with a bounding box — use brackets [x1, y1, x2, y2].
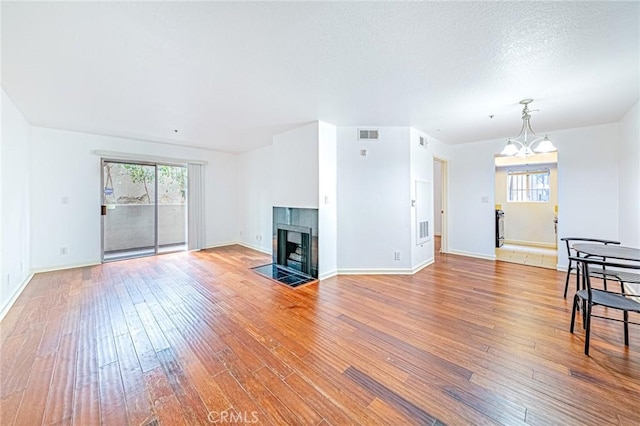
[358, 129, 379, 140]
[419, 136, 428, 148]
[419, 220, 429, 239]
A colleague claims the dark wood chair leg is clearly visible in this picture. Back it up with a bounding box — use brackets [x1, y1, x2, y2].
[564, 263, 573, 298]
[570, 294, 578, 333]
[624, 311, 629, 346]
[585, 304, 592, 356]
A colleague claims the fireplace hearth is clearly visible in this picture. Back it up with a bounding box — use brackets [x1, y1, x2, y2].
[251, 207, 319, 287]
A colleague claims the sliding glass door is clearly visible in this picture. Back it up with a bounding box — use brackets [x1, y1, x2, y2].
[101, 160, 187, 262]
[157, 165, 188, 254]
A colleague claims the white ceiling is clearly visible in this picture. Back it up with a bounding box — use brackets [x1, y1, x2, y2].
[2, 2, 638, 153]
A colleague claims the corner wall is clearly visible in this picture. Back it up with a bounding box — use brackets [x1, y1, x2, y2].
[1, 89, 32, 319]
[318, 121, 338, 278]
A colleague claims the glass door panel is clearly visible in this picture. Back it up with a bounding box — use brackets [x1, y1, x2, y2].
[102, 161, 157, 261]
[157, 165, 188, 253]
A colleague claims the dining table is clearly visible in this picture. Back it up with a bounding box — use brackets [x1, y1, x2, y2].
[572, 243, 640, 296]
[572, 243, 640, 262]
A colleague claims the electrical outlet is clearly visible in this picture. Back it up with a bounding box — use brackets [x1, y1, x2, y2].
[60, 247, 68, 255]
[394, 251, 401, 261]
[6, 274, 10, 286]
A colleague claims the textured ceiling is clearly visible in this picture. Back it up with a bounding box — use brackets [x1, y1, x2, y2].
[2, 2, 638, 153]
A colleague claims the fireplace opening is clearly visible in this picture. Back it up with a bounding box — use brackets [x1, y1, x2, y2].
[277, 224, 312, 276]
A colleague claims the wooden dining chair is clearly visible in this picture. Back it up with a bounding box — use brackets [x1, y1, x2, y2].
[561, 237, 620, 298]
[569, 256, 640, 355]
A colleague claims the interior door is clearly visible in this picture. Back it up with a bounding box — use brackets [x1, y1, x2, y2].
[102, 160, 157, 261]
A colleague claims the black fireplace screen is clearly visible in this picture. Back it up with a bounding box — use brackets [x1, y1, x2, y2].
[276, 224, 312, 276]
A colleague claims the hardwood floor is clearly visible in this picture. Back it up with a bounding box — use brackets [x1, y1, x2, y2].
[2, 245, 640, 425]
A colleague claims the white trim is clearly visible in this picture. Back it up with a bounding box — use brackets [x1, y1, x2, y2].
[338, 268, 417, 275]
[93, 150, 208, 165]
[203, 241, 237, 250]
[433, 156, 449, 254]
[0, 273, 34, 322]
[318, 270, 338, 280]
[447, 250, 496, 261]
[236, 242, 272, 255]
[31, 261, 102, 273]
[412, 258, 434, 274]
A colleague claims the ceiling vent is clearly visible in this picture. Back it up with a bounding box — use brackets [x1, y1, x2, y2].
[358, 129, 379, 140]
[419, 135, 428, 148]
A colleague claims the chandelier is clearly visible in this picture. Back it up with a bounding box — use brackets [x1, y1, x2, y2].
[500, 99, 556, 156]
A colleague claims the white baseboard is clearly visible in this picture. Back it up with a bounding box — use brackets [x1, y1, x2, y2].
[338, 267, 417, 275]
[412, 258, 434, 274]
[0, 273, 34, 322]
[203, 241, 239, 250]
[447, 250, 496, 261]
[31, 261, 101, 274]
[235, 241, 272, 255]
[318, 270, 338, 280]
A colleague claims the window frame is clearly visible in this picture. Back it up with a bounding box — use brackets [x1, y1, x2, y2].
[507, 168, 551, 203]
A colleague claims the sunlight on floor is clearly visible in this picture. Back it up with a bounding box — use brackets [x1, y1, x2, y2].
[495, 243, 557, 269]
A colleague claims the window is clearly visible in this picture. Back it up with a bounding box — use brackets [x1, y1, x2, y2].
[507, 169, 550, 202]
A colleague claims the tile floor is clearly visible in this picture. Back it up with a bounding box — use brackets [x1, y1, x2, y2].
[495, 243, 558, 269]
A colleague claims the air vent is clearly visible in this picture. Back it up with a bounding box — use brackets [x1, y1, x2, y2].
[358, 129, 379, 140]
[419, 136, 428, 148]
[419, 220, 429, 239]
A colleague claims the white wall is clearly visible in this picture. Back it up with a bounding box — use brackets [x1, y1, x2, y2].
[337, 126, 412, 272]
[618, 101, 640, 248]
[1, 89, 32, 318]
[555, 123, 620, 267]
[409, 128, 433, 270]
[448, 140, 497, 260]
[495, 164, 558, 246]
[447, 123, 621, 266]
[237, 145, 274, 253]
[318, 121, 338, 278]
[433, 159, 442, 235]
[272, 122, 319, 209]
[29, 126, 238, 270]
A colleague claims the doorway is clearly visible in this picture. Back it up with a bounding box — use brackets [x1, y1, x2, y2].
[494, 153, 558, 269]
[433, 157, 448, 254]
[101, 160, 188, 261]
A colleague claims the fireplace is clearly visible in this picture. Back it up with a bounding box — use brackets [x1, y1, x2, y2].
[276, 224, 312, 276]
[251, 207, 319, 287]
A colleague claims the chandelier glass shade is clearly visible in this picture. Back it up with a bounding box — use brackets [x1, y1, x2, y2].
[500, 99, 556, 157]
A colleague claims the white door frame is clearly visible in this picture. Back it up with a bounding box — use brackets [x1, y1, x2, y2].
[434, 156, 449, 254]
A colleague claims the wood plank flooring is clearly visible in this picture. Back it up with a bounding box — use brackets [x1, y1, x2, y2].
[2, 245, 640, 425]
